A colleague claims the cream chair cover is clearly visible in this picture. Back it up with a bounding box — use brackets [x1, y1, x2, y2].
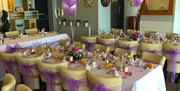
[25, 28, 38, 35]
[144, 31, 157, 38]
[93, 44, 110, 53]
[163, 43, 180, 83]
[37, 61, 67, 91]
[5, 31, 19, 38]
[72, 42, 86, 49]
[81, 36, 96, 51]
[0, 52, 22, 83]
[16, 55, 43, 90]
[1, 73, 16, 91]
[16, 84, 32, 91]
[116, 40, 138, 55]
[142, 52, 166, 68]
[114, 48, 133, 57]
[86, 71, 123, 91]
[59, 40, 70, 48]
[59, 67, 90, 91]
[96, 37, 115, 52]
[141, 42, 163, 55]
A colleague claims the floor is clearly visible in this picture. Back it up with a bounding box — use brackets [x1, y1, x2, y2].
[166, 79, 180, 91]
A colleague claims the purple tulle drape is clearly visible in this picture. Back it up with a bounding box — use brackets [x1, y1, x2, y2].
[62, 0, 76, 17]
[93, 83, 111, 91]
[6, 43, 21, 52]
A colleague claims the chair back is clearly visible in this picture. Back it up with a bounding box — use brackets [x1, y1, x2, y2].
[114, 48, 133, 57]
[59, 67, 89, 91]
[163, 43, 180, 73]
[81, 36, 96, 44]
[144, 31, 157, 38]
[142, 52, 166, 68]
[1, 73, 16, 91]
[141, 42, 162, 55]
[16, 84, 32, 91]
[166, 32, 178, 40]
[93, 44, 110, 53]
[116, 40, 138, 55]
[72, 42, 86, 49]
[5, 31, 19, 38]
[87, 71, 122, 90]
[59, 40, 70, 48]
[25, 29, 38, 35]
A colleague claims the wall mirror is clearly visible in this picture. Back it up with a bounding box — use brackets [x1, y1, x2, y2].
[140, 0, 174, 15]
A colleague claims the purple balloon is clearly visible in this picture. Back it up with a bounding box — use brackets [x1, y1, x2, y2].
[62, 0, 76, 17]
[64, 0, 76, 7]
[134, 0, 143, 7]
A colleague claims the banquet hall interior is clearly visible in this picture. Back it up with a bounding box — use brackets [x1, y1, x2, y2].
[0, 0, 180, 91]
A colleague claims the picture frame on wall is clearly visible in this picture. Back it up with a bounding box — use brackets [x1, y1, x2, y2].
[140, 0, 174, 15]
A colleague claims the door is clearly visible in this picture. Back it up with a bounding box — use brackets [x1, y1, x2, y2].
[111, 0, 124, 29]
[35, 0, 49, 31]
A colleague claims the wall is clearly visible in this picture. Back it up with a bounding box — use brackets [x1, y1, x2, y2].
[173, 0, 180, 33]
[140, 15, 174, 35]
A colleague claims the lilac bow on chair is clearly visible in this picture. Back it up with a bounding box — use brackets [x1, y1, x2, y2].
[166, 50, 180, 83]
[65, 78, 80, 91]
[6, 43, 21, 52]
[43, 71, 60, 91]
[93, 83, 111, 91]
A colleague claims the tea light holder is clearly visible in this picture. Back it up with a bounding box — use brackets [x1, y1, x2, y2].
[113, 68, 120, 77]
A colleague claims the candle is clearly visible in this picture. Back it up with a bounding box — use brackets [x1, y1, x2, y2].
[70, 56, 73, 62]
[58, 8, 61, 17]
[88, 26, 91, 37]
[54, 9, 57, 18]
[61, 9, 64, 17]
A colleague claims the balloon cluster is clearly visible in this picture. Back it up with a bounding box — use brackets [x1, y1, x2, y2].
[133, 0, 144, 7]
[62, 0, 76, 17]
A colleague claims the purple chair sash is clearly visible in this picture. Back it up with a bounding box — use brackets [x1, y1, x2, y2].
[65, 78, 87, 91]
[85, 42, 94, 51]
[93, 83, 111, 91]
[19, 64, 36, 84]
[144, 50, 162, 54]
[166, 50, 180, 83]
[6, 43, 21, 52]
[120, 45, 137, 51]
[42, 71, 60, 91]
[4, 61, 17, 73]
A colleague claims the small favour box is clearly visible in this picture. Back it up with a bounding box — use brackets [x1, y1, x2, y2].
[85, 63, 91, 70]
[123, 66, 129, 73]
[113, 68, 120, 77]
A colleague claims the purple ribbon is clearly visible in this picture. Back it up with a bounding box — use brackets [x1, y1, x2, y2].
[85, 42, 93, 51]
[65, 78, 80, 91]
[166, 50, 180, 83]
[93, 83, 111, 91]
[6, 43, 21, 52]
[42, 71, 60, 91]
[121, 45, 137, 51]
[19, 64, 36, 84]
[145, 50, 162, 54]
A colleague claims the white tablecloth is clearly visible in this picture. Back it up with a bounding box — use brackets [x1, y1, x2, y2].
[0, 33, 70, 52]
[122, 65, 166, 91]
[0, 33, 70, 81]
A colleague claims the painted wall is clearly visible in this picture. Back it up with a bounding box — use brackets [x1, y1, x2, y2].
[140, 15, 174, 35]
[173, 0, 180, 33]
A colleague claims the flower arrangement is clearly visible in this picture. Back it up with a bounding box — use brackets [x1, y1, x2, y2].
[130, 31, 140, 41]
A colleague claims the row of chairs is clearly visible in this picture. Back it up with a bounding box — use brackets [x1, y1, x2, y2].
[1, 73, 32, 91]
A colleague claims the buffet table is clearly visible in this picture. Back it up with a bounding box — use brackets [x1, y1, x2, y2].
[0, 33, 70, 52]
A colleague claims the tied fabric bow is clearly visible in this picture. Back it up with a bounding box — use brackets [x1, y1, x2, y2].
[93, 83, 111, 91]
[62, 0, 77, 17]
[6, 43, 21, 52]
[132, 0, 143, 7]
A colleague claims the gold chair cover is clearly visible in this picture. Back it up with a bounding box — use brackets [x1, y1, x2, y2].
[1, 73, 16, 91]
[141, 42, 162, 55]
[5, 31, 19, 38]
[16, 84, 32, 91]
[144, 31, 157, 38]
[93, 44, 110, 53]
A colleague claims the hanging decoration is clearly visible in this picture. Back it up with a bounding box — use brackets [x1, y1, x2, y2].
[62, 0, 77, 17]
[101, 0, 110, 7]
[84, 0, 94, 7]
